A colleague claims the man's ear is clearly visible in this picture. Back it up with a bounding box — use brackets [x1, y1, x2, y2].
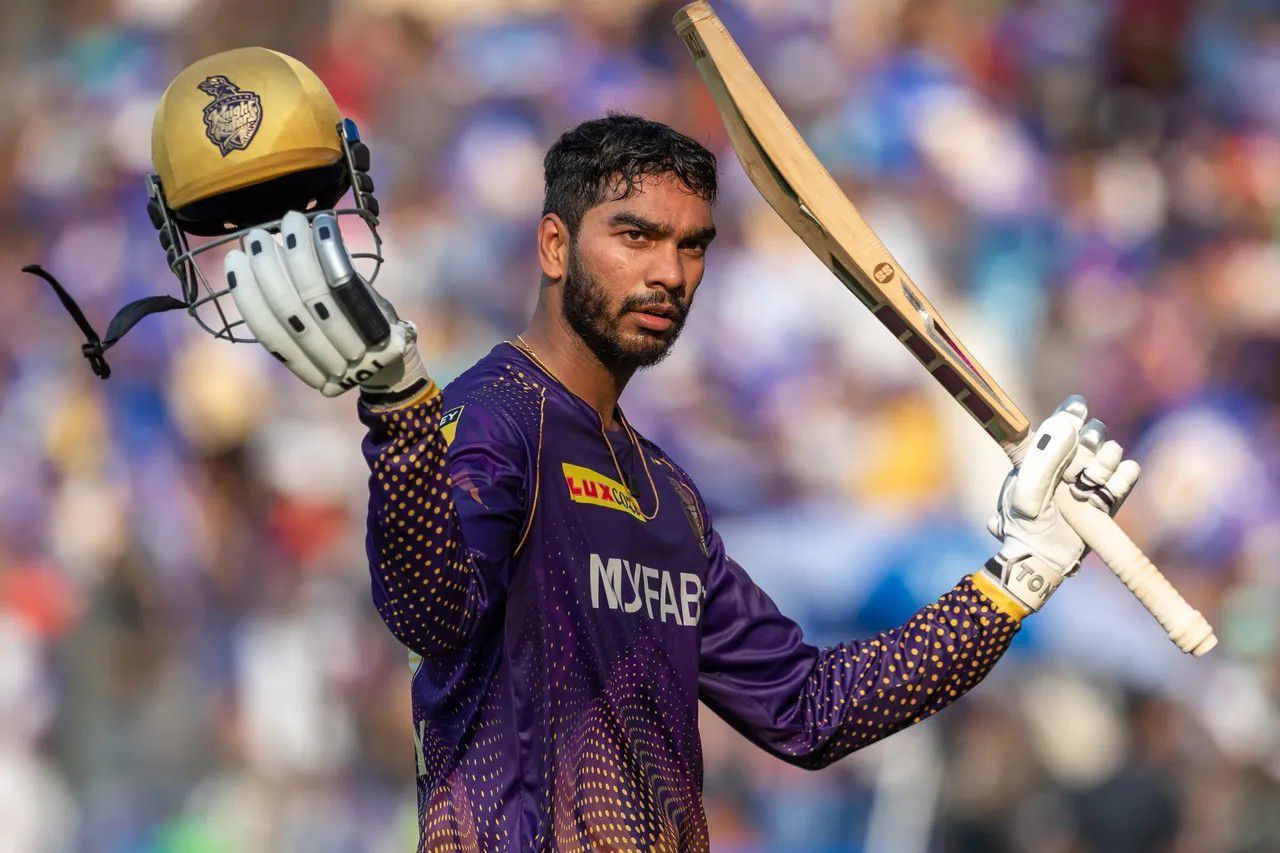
[537, 213, 569, 283]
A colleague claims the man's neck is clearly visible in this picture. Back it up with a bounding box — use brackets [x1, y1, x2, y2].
[519, 313, 632, 429]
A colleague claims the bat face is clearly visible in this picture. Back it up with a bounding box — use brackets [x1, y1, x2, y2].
[674, 1, 1029, 448]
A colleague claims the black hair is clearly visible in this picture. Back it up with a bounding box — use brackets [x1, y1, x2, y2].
[542, 114, 717, 233]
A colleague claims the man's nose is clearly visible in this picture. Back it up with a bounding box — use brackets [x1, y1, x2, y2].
[646, 243, 686, 294]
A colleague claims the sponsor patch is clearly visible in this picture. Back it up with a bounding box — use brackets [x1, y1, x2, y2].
[589, 553, 703, 627]
[439, 405, 463, 446]
[563, 463, 646, 522]
[197, 75, 263, 156]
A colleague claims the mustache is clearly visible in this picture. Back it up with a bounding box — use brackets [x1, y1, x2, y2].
[617, 292, 689, 323]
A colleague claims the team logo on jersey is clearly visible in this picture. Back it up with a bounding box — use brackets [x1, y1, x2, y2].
[668, 477, 709, 556]
[563, 463, 646, 522]
[439, 405, 464, 446]
[197, 75, 263, 156]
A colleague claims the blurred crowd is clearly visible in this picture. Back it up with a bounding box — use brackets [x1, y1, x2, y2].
[1, 0, 1278, 850]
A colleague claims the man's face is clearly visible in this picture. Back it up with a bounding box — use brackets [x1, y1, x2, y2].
[561, 173, 716, 372]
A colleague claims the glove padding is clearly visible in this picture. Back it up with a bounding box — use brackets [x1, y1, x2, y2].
[223, 211, 424, 397]
[985, 396, 1141, 613]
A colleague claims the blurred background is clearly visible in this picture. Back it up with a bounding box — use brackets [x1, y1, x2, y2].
[1, 0, 1278, 850]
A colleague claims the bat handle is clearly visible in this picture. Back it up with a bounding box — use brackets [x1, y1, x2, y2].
[1054, 490, 1218, 656]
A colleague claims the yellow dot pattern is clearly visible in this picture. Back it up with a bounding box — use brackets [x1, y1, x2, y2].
[544, 644, 707, 852]
[777, 575, 1019, 768]
[360, 388, 478, 657]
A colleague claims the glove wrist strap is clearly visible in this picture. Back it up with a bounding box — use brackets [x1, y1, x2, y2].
[986, 550, 1066, 613]
[360, 342, 434, 410]
[972, 568, 1032, 622]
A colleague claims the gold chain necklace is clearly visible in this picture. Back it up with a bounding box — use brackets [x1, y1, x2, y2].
[511, 336, 661, 521]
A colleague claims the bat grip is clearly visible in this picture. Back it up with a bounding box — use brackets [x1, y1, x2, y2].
[1055, 489, 1217, 656]
[1003, 435, 1216, 655]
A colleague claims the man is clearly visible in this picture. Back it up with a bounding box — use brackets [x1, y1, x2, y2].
[225, 115, 1139, 850]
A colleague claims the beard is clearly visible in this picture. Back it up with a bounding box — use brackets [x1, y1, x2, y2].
[561, 242, 690, 373]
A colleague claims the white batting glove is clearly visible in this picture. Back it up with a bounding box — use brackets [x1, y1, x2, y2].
[223, 211, 427, 399]
[983, 396, 1142, 614]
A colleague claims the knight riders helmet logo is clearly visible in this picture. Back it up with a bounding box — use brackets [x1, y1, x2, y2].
[669, 477, 709, 557]
[197, 75, 263, 156]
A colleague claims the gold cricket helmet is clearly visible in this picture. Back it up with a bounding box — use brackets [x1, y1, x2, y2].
[25, 46, 382, 375]
[144, 47, 382, 344]
[151, 46, 372, 234]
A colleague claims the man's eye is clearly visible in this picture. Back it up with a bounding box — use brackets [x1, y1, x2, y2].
[625, 230, 645, 241]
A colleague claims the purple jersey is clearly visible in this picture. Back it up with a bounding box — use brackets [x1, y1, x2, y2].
[358, 342, 1022, 851]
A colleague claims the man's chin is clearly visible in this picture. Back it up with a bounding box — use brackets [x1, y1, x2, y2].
[622, 334, 677, 368]
[566, 306, 683, 371]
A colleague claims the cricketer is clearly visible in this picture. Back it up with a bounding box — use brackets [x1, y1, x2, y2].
[133, 49, 1142, 852]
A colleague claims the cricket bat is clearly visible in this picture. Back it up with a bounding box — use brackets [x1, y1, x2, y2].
[674, 1, 1216, 655]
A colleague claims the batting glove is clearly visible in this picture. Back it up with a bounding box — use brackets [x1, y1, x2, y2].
[982, 395, 1142, 615]
[223, 211, 427, 399]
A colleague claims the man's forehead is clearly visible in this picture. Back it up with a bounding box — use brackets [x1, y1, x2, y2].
[590, 173, 714, 227]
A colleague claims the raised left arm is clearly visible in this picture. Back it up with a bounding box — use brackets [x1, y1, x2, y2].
[697, 397, 1140, 767]
[697, 529, 1022, 769]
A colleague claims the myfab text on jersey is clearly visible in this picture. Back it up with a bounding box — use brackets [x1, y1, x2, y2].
[358, 343, 1023, 852]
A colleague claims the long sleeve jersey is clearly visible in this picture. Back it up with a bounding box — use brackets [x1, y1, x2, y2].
[358, 342, 1024, 851]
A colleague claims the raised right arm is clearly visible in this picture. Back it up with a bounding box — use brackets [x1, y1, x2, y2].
[217, 209, 531, 659]
[357, 383, 529, 657]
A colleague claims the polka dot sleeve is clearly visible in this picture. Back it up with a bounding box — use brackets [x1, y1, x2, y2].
[698, 527, 1020, 769]
[357, 383, 527, 658]
[783, 575, 1018, 767]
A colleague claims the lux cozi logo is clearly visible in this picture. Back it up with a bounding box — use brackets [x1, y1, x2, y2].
[562, 463, 646, 522]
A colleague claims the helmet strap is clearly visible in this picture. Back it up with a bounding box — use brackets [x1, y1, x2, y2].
[20, 264, 185, 379]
